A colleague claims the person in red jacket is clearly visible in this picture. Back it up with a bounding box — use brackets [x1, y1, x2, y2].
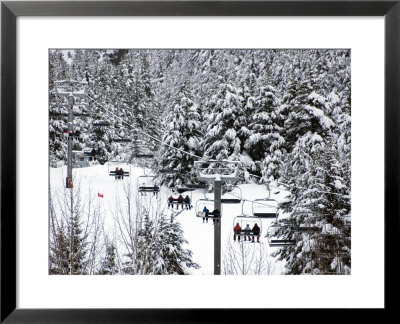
[114, 167, 119, 180]
[233, 223, 242, 241]
[168, 196, 174, 208]
[177, 195, 184, 210]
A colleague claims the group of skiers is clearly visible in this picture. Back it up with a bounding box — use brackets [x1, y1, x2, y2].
[168, 195, 192, 210]
[114, 167, 125, 180]
[233, 222, 261, 242]
[202, 207, 220, 224]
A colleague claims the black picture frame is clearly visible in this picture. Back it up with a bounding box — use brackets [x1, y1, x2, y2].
[1, 0, 398, 322]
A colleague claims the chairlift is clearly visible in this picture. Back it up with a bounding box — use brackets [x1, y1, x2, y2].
[231, 202, 262, 241]
[320, 223, 343, 236]
[252, 198, 279, 218]
[187, 183, 206, 189]
[174, 182, 207, 194]
[232, 215, 262, 242]
[159, 169, 179, 174]
[92, 121, 111, 127]
[167, 192, 192, 210]
[137, 175, 159, 194]
[266, 222, 297, 247]
[174, 186, 192, 194]
[112, 138, 131, 143]
[63, 129, 81, 138]
[131, 154, 155, 159]
[195, 199, 222, 223]
[221, 185, 242, 204]
[108, 162, 131, 178]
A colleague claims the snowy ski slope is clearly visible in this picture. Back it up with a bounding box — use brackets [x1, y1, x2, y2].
[50, 163, 288, 275]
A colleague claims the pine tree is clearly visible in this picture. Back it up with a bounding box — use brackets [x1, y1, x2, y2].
[99, 242, 119, 275]
[133, 212, 157, 275]
[245, 85, 285, 181]
[49, 185, 89, 275]
[203, 78, 244, 161]
[49, 222, 70, 275]
[153, 214, 199, 275]
[159, 81, 202, 187]
[276, 135, 350, 275]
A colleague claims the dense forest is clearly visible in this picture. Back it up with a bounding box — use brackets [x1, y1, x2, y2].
[49, 49, 351, 275]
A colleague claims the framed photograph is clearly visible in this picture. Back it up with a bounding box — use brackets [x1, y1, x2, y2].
[1, 0, 398, 322]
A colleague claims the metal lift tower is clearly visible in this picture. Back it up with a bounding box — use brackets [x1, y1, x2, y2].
[54, 80, 88, 188]
[194, 160, 241, 275]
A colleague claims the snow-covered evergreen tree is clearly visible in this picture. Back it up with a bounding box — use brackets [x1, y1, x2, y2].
[159, 81, 202, 187]
[49, 184, 89, 275]
[245, 85, 285, 181]
[153, 214, 199, 275]
[203, 78, 244, 161]
[99, 242, 119, 275]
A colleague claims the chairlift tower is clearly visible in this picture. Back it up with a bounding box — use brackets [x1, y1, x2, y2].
[54, 80, 88, 189]
[194, 160, 241, 275]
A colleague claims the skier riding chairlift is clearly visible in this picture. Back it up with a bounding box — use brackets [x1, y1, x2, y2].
[244, 224, 251, 241]
[234, 223, 242, 242]
[177, 195, 184, 210]
[203, 206, 209, 223]
[184, 195, 191, 210]
[211, 208, 220, 225]
[252, 223, 261, 243]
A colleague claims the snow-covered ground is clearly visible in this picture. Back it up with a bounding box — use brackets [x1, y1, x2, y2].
[50, 163, 288, 275]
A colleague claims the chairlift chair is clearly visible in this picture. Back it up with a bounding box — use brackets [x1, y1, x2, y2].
[252, 198, 279, 218]
[174, 183, 204, 194]
[187, 183, 206, 189]
[231, 201, 262, 240]
[232, 214, 262, 241]
[113, 138, 131, 143]
[137, 175, 160, 193]
[159, 169, 179, 174]
[108, 162, 131, 178]
[266, 223, 297, 247]
[92, 121, 111, 127]
[131, 154, 155, 159]
[221, 185, 242, 204]
[167, 191, 192, 209]
[195, 199, 222, 222]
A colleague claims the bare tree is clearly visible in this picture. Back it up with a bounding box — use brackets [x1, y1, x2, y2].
[223, 234, 274, 275]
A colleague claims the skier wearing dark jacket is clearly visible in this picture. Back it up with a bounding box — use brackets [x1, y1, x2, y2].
[211, 208, 220, 225]
[202, 206, 209, 223]
[252, 223, 261, 242]
[184, 195, 191, 210]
